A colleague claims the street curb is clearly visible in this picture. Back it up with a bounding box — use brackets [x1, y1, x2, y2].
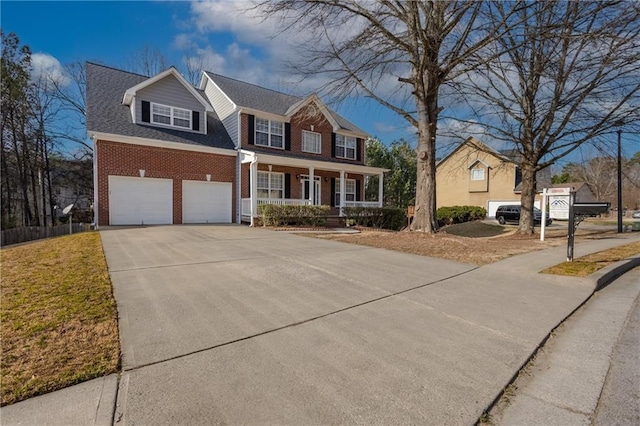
[592, 254, 640, 291]
[478, 255, 640, 424]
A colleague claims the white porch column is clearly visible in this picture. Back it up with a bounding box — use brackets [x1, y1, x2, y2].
[308, 166, 315, 205]
[378, 173, 384, 207]
[339, 170, 346, 216]
[250, 160, 258, 227]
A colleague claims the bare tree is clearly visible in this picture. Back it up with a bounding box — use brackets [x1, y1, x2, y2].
[125, 45, 168, 77]
[448, 1, 640, 233]
[258, 1, 525, 232]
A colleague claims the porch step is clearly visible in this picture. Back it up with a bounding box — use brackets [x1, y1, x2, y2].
[325, 216, 346, 228]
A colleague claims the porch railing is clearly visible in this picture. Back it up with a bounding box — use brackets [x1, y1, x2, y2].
[241, 198, 312, 218]
[344, 201, 381, 208]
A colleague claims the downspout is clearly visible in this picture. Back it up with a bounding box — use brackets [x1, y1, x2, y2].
[92, 135, 99, 229]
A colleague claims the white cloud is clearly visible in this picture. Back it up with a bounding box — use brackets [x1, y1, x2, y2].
[31, 53, 68, 86]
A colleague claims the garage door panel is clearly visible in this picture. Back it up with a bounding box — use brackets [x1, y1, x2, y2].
[109, 176, 173, 225]
[182, 181, 232, 224]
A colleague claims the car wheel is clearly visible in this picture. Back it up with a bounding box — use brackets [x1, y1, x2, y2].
[498, 216, 506, 225]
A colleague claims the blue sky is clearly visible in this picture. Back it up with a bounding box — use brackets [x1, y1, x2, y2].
[1, 1, 635, 163]
[1, 0, 412, 147]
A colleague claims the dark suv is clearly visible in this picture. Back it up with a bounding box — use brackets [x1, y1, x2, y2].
[495, 205, 552, 226]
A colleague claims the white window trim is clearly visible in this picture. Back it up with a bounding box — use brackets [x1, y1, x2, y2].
[471, 168, 485, 181]
[255, 117, 285, 149]
[335, 134, 357, 160]
[151, 102, 191, 130]
[302, 130, 322, 154]
[257, 171, 284, 199]
[335, 178, 356, 207]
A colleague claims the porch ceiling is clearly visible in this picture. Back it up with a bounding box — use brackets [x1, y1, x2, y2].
[240, 150, 389, 175]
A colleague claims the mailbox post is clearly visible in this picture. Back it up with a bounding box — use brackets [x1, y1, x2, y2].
[567, 192, 610, 261]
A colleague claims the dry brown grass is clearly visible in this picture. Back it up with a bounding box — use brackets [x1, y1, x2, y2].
[309, 224, 623, 266]
[542, 241, 640, 277]
[1, 232, 119, 406]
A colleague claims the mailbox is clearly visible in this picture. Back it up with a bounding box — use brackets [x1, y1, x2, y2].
[572, 202, 610, 216]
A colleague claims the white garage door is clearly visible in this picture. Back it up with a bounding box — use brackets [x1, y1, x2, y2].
[109, 176, 173, 225]
[487, 200, 540, 218]
[182, 180, 232, 223]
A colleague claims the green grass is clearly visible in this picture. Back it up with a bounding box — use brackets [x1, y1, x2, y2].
[1, 232, 120, 406]
[541, 241, 640, 277]
[442, 221, 509, 238]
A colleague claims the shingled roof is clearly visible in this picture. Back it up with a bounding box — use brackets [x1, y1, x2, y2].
[203, 71, 366, 134]
[86, 63, 234, 150]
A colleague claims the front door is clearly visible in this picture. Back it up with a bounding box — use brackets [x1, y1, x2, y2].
[302, 176, 321, 205]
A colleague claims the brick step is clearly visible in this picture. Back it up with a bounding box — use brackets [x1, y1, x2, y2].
[325, 216, 346, 228]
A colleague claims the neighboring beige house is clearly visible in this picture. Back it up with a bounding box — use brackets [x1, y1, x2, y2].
[436, 137, 549, 217]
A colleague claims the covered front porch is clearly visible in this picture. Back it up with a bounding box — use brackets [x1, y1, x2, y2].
[239, 150, 388, 224]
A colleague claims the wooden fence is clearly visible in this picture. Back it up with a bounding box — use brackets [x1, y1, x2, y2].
[1, 223, 90, 247]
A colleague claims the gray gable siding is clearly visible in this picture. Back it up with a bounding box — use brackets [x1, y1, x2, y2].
[86, 63, 234, 151]
[136, 74, 205, 134]
[204, 78, 238, 147]
[222, 114, 239, 149]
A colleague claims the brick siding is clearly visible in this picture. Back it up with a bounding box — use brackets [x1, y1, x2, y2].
[240, 107, 365, 165]
[96, 140, 236, 226]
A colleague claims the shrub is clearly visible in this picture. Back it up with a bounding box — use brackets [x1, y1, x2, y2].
[436, 205, 487, 227]
[257, 204, 330, 227]
[343, 207, 406, 231]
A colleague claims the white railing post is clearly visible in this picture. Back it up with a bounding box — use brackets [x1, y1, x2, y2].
[308, 167, 315, 205]
[378, 173, 384, 208]
[340, 170, 346, 216]
[250, 160, 258, 226]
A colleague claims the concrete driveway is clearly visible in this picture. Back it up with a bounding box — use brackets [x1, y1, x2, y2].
[101, 225, 604, 425]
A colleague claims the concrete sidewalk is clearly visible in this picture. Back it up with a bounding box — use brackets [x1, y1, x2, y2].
[491, 265, 640, 425]
[2, 230, 638, 425]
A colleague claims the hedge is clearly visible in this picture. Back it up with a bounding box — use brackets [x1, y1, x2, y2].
[436, 205, 487, 227]
[342, 207, 406, 231]
[257, 204, 330, 227]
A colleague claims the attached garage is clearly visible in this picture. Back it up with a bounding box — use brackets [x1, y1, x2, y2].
[109, 176, 173, 225]
[182, 180, 232, 223]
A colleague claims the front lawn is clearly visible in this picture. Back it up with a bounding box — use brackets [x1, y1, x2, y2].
[541, 241, 640, 277]
[0, 232, 120, 406]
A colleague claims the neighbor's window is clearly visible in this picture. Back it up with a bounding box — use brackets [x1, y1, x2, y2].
[335, 134, 356, 159]
[257, 171, 284, 199]
[151, 102, 191, 129]
[335, 178, 356, 206]
[255, 118, 284, 148]
[471, 168, 485, 181]
[302, 131, 321, 154]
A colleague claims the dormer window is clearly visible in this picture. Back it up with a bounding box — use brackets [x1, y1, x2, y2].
[151, 102, 191, 129]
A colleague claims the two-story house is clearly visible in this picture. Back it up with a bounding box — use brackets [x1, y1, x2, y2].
[87, 63, 386, 226]
[436, 137, 550, 217]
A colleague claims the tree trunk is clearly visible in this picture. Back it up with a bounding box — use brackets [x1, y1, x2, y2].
[410, 95, 439, 233]
[517, 164, 537, 234]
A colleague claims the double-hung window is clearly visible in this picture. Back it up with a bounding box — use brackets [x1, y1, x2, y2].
[255, 118, 284, 149]
[335, 134, 357, 159]
[151, 102, 191, 129]
[334, 178, 356, 206]
[257, 171, 284, 199]
[302, 131, 321, 154]
[471, 168, 485, 181]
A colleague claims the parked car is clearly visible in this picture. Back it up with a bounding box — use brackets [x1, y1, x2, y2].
[495, 205, 552, 226]
[632, 210, 640, 219]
